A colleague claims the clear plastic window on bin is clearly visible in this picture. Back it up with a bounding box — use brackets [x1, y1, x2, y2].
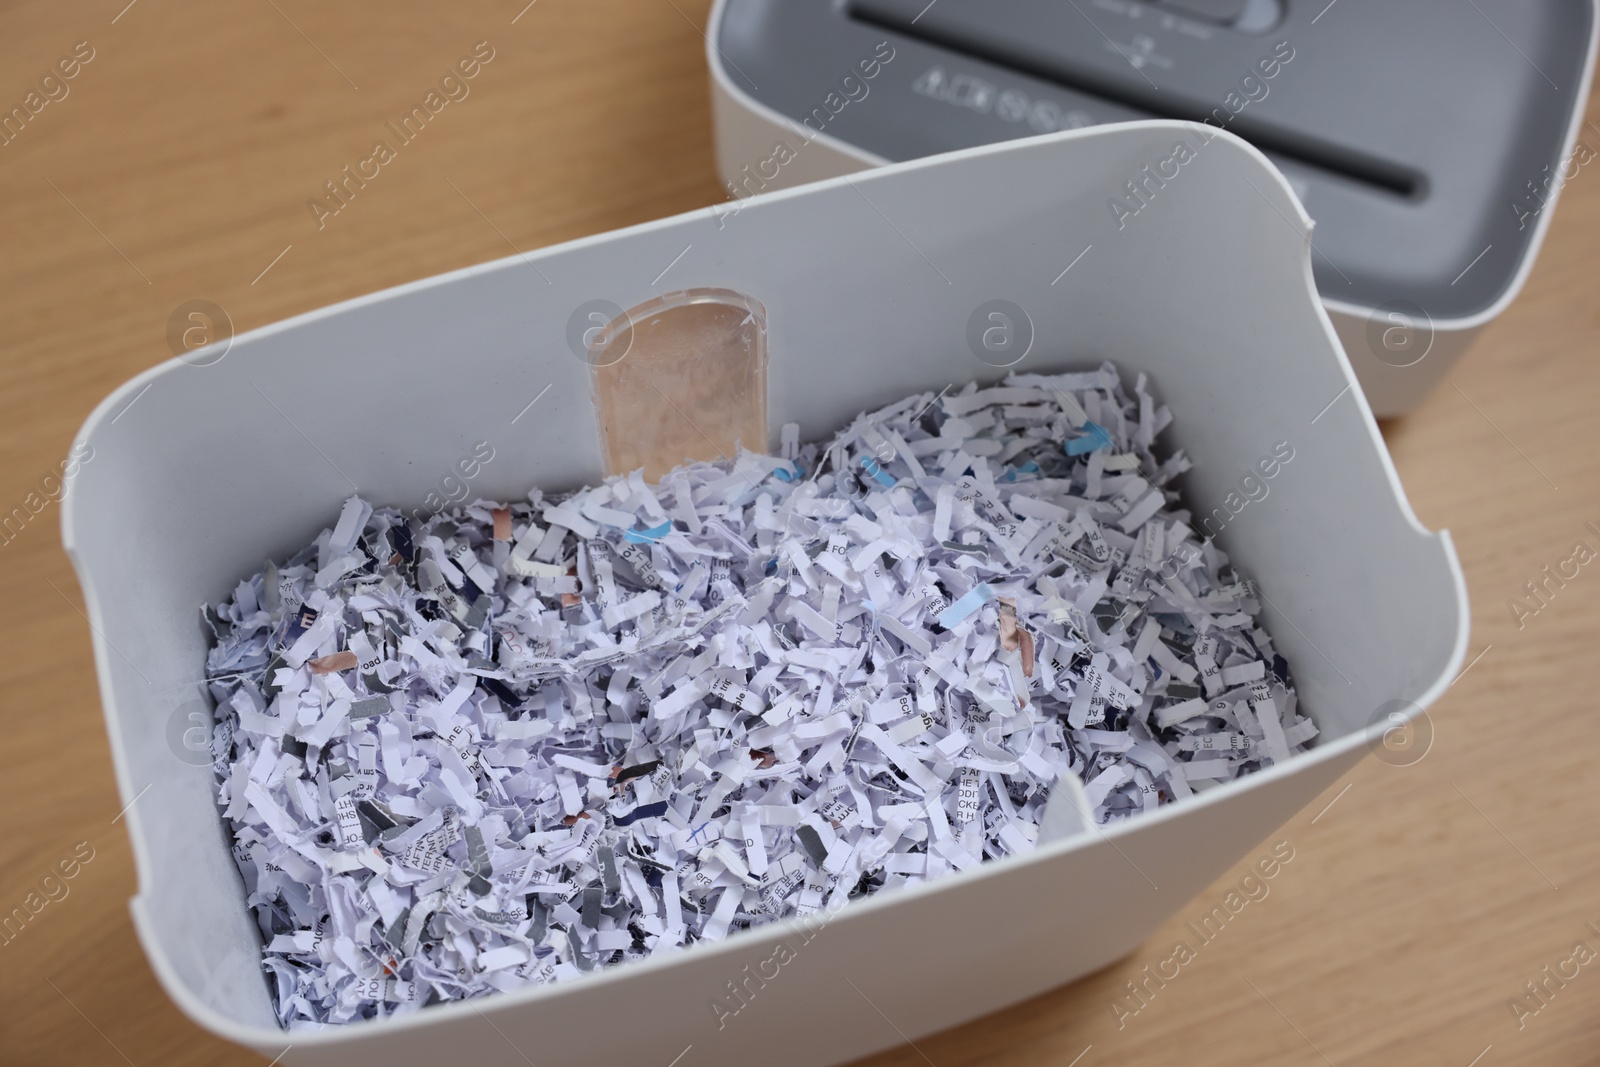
[587, 288, 768, 481]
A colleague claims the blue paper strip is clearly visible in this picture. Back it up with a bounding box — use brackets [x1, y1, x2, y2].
[860, 456, 897, 488]
[1065, 421, 1114, 456]
[938, 583, 995, 628]
[623, 521, 672, 544]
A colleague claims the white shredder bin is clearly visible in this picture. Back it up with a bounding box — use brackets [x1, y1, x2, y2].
[63, 122, 1468, 1067]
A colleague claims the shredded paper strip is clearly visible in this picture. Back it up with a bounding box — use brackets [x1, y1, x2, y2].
[200, 365, 1314, 1027]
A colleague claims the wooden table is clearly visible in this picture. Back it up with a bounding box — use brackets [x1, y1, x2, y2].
[3, 3, 1596, 1064]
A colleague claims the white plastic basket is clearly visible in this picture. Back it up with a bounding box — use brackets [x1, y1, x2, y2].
[64, 122, 1467, 1067]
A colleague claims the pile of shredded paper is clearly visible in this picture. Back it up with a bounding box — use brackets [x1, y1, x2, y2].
[202, 365, 1313, 1027]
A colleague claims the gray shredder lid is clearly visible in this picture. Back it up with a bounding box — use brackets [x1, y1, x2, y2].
[714, 0, 1594, 322]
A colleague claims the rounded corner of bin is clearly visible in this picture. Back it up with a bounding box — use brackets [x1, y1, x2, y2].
[127, 894, 290, 1052]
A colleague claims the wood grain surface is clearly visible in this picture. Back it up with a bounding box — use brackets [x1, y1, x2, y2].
[2, 3, 1597, 1065]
